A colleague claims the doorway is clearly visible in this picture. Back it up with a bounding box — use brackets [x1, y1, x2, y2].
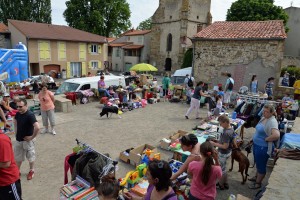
[44, 65, 61, 78]
[165, 58, 172, 71]
[30, 63, 40, 76]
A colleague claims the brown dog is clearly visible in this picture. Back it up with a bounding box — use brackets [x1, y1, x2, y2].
[229, 148, 250, 184]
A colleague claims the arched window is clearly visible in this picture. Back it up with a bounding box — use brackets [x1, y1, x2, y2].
[166, 33, 172, 52]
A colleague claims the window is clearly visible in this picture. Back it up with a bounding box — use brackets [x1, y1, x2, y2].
[70, 62, 82, 77]
[167, 33, 172, 51]
[80, 84, 91, 90]
[138, 36, 143, 43]
[170, 16, 172, 19]
[58, 42, 66, 60]
[116, 48, 120, 57]
[38, 40, 51, 61]
[91, 44, 98, 53]
[127, 36, 130, 41]
[91, 61, 98, 70]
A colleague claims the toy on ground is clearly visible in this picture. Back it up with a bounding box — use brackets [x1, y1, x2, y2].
[169, 139, 181, 150]
[119, 163, 147, 188]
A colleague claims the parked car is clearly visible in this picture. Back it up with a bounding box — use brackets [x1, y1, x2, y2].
[171, 67, 192, 85]
[29, 75, 56, 89]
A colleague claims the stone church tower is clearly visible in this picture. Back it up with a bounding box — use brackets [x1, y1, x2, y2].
[150, 0, 212, 72]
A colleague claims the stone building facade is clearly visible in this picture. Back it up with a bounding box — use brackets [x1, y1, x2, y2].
[150, 0, 212, 73]
[192, 21, 286, 92]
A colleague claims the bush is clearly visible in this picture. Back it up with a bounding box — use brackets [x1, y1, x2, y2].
[281, 65, 300, 78]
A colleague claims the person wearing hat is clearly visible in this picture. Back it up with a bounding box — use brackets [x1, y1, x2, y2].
[1, 93, 18, 116]
[170, 134, 201, 181]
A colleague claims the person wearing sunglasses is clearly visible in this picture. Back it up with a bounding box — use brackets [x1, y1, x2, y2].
[38, 83, 56, 135]
[170, 134, 201, 181]
[124, 160, 177, 200]
[14, 98, 40, 180]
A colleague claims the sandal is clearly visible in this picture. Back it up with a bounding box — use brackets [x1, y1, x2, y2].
[216, 183, 225, 190]
[248, 176, 257, 182]
[248, 182, 261, 189]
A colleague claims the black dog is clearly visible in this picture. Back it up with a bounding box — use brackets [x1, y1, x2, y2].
[100, 106, 119, 118]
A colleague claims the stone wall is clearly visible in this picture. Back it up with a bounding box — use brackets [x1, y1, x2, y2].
[281, 55, 300, 68]
[193, 40, 285, 91]
[150, 0, 210, 73]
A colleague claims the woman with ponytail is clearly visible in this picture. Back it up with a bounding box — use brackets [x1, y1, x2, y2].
[187, 141, 222, 200]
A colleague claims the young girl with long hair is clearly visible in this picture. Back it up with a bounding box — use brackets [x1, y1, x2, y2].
[188, 141, 222, 200]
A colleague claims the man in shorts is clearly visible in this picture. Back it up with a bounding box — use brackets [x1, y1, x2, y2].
[0, 131, 22, 200]
[14, 99, 40, 180]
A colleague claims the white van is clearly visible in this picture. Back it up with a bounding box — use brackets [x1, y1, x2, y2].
[55, 75, 126, 95]
[171, 67, 192, 85]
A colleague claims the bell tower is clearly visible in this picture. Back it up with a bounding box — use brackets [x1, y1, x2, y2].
[150, 0, 212, 72]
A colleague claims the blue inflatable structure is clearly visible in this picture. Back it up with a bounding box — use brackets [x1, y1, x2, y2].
[0, 42, 29, 83]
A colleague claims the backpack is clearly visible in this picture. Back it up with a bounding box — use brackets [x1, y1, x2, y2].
[187, 77, 193, 87]
[228, 79, 233, 90]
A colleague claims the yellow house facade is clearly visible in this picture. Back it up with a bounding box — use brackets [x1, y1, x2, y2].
[8, 19, 108, 78]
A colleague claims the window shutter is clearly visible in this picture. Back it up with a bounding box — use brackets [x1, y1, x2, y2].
[88, 44, 92, 54]
[79, 43, 86, 61]
[98, 61, 102, 69]
[81, 62, 86, 76]
[44, 41, 51, 60]
[98, 45, 101, 54]
[88, 61, 92, 69]
[66, 62, 71, 78]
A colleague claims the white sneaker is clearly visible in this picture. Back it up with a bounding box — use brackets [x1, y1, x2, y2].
[41, 129, 48, 134]
[51, 130, 56, 135]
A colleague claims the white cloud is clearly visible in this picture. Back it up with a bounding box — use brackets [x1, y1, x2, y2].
[51, 0, 300, 26]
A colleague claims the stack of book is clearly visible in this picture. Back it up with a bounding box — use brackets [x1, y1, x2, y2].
[60, 176, 98, 200]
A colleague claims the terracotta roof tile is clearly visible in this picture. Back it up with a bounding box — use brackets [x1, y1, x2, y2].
[8, 20, 106, 43]
[123, 29, 151, 36]
[0, 23, 9, 33]
[122, 45, 144, 49]
[194, 21, 287, 40]
[107, 37, 116, 43]
[109, 42, 132, 47]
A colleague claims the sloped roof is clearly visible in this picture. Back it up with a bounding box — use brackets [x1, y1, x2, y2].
[194, 20, 286, 40]
[107, 37, 116, 43]
[122, 45, 144, 49]
[0, 23, 10, 33]
[123, 29, 151, 36]
[8, 20, 106, 43]
[109, 42, 132, 47]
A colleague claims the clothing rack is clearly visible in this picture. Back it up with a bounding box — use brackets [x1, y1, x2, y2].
[75, 139, 118, 177]
[238, 94, 281, 104]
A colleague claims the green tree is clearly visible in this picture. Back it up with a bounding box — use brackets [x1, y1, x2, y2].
[63, 0, 131, 37]
[137, 17, 152, 30]
[181, 48, 193, 69]
[0, 0, 51, 25]
[226, 0, 289, 32]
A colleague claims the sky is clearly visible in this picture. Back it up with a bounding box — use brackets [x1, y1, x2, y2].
[51, 0, 300, 28]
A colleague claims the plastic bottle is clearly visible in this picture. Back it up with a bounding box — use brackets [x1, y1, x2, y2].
[7, 115, 14, 133]
[228, 194, 236, 200]
[231, 111, 237, 119]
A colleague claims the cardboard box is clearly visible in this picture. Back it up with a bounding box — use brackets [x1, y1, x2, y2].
[170, 130, 188, 143]
[159, 138, 171, 150]
[129, 144, 157, 165]
[119, 148, 134, 163]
